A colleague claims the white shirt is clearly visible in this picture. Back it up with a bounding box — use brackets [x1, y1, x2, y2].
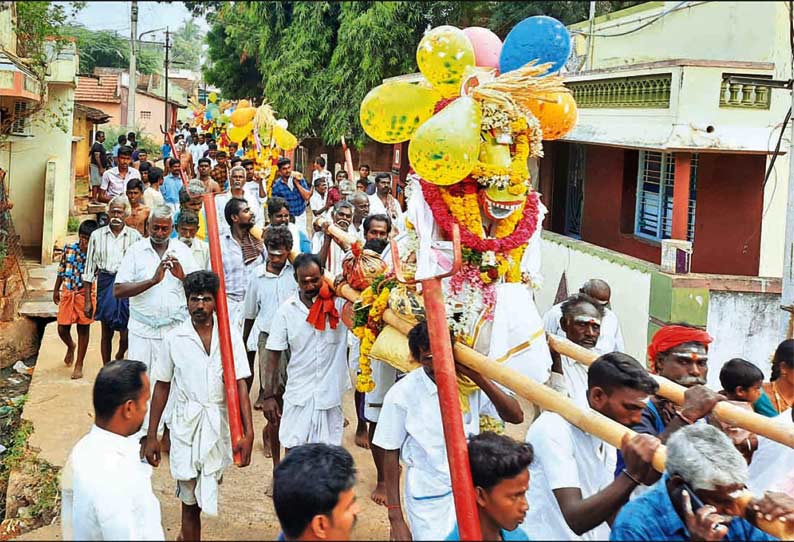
[143, 186, 165, 210]
[242, 261, 297, 350]
[561, 355, 591, 409]
[114, 238, 199, 337]
[61, 425, 164, 541]
[748, 409, 794, 496]
[368, 192, 403, 231]
[243, 180, 266, 207]
[151, 316, 251, 516]
[266, 296, 349, 409]
[189, 143, 207, 166]
[309, 190, 329, 215]
[521, 411, 615, 541]
[543, 303, 625, 354]
[100, 166, 142, 199]
[83, 225, 142, 283]
[182, 238, 210, 271]
[372, 368, 498, 499]
[311, 231, 346, 278]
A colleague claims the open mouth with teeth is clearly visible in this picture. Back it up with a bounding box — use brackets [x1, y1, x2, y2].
[482, 195, 523, 221]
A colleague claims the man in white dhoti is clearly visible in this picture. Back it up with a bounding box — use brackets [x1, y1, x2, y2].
[114, 205, 199, 450]
[142, 270, 254, 541]
[373, 321, 524, 541]
[62, 360, 163, 541]
[263, 253, 350, 451]
[544, 279, 625, 354]
[312, 200, 354, 279]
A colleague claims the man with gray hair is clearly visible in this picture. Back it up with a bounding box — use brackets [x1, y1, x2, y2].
[544, 278, 625, 354]
[312, 200, 354, 278]
[114, 204, 199, 451]
[215, 165, 264, 237]
[83, 195, 142, 366]
[611, 424, 794, 541]
[170, 179, 207, 240]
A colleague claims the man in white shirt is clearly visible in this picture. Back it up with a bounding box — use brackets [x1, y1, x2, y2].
[188, 133, 208, 170]
[521, 352, 661, 541]
[215, 166, 265, 237]
[242, 158, 267, 208]
[263, 254, 349, 451]
[368, 173, 403, 235]
[114, 205, 199, 450]
[373, 320, 524, 541]
[544, 279, 625, 354]
[143, 270, 254, 541]
[312, 200, 353, 279]
[548, 293, 605, 408]
[62, 359, 163, 541]
[309, 177, 331, 218]
[99, 145, 141, 203]
[83, 196, 142, 367]
[311, 156, 333, 187]
[176, 210, 210, 270]
[242, 226, 297, 466]
[349, 192, 370, 241]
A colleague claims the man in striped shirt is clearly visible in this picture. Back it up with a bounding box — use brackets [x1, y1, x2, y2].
[83, 195, 142, 365]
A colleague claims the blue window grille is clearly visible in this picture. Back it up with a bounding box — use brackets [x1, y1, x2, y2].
[635, 151, 697, 242]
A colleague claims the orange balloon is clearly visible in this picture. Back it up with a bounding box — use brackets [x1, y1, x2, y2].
[526, 92, 578, 140]
[237, 99, 251, 109]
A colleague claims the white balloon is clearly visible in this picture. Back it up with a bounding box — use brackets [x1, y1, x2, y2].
[276, 118, 288, 129]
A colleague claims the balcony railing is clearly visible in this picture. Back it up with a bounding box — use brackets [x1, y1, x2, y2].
[719, 75, 771, 109]
[567, 74, 672, 109]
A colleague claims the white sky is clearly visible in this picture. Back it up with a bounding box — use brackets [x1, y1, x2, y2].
[56, 1, 209, 39]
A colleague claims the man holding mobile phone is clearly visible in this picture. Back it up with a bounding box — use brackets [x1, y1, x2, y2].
[611, 424, 794, 541]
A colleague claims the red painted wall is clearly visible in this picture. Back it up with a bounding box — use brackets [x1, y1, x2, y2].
[575, 144, 763, 276]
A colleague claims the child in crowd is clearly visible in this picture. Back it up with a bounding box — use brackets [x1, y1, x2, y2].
[719, 357, 777, 417]
[143, 167, 165, 211]
[125, 179, 150, 236]
[54, 219, 99, 379]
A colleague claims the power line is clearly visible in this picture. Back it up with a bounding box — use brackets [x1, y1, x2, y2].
[571, 1, 693, 38]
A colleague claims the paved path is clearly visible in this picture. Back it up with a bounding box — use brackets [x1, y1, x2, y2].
[18, 322, 533, 540]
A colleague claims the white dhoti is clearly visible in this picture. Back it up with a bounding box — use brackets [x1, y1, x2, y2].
[364, 360, 398, 423]
[129, 324, 179, 433]
[279, 397, 344, 449]
[404, 467, 456, 541]
[226, 297, 245, 333]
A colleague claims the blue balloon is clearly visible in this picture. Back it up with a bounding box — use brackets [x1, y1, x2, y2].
[499, 16, 571, 75]
[204, 110, 212, 120]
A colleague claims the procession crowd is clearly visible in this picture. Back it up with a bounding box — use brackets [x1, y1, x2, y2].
[53, 125, 794, 541]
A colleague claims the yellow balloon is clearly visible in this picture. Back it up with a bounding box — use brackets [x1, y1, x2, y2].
[359, 81, 441, 144]
[230, 107, 256, 127]
[408, 96, 481, 186]
[273, 124, 298, 150]
[237, 99, 251, 109]
[526, 92, 578, 141]
[416, 26, 476, 98]
[227, 121, 253, 144]
[208, 91, 218, 103]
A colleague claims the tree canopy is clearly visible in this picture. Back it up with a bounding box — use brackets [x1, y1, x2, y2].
[63, 25, 163, 75]
[171, 19, 203, 72]
[202, 1, 641, 146]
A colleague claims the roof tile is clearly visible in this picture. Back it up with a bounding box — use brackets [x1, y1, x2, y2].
[74, 74, 120, 103]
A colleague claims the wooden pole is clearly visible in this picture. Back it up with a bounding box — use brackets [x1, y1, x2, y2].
[547, 334, 794, 448]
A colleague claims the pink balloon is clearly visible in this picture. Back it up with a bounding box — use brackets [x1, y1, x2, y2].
[463, 27, 503, 70]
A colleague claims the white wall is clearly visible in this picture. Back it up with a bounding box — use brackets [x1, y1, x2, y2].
[705, 291, 781, 388]
[538, 233, 653, 361]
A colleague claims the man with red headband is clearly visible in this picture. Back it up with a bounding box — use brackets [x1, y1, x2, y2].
[633, 324, 723, 442]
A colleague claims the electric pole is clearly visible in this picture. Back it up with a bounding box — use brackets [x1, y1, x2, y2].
[164, 27, 170, 134]
[127, 1, 138, 132]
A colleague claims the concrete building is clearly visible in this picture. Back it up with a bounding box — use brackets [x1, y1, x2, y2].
[536, 1, 790, 384]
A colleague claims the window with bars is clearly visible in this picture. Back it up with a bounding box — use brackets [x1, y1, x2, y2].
[140, 110, 151, 120]
[11, 100, 30, 135]
[635, 151, 698, 242]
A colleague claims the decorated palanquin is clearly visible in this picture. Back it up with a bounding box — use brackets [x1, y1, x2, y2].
[348, 20, 579, 399]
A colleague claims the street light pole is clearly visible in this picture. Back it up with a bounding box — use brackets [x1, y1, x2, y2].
[126, 1, 138, 132]
[164, 27, 170, 134]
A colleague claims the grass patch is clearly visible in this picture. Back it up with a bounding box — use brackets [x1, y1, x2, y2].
[67, 216, 80, 233]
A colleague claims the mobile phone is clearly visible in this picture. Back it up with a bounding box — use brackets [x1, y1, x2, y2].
[671, 481, 706, 514]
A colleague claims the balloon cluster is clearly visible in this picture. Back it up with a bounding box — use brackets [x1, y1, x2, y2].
[360, 17, 577, 186]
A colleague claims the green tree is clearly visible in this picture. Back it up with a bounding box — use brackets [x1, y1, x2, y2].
[202, 21, 263, 99]
[171, 19, 202, 72]
[63, 25, 163, 75]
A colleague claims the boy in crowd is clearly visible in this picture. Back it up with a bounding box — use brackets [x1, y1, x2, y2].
[125, 179, 150, 236]
[719, 358, 764, 405]
[446, 432, 534, 541]
[373, 320, 524, 541]
[54, 220, 98, 379]
[143, 167, 165, 210]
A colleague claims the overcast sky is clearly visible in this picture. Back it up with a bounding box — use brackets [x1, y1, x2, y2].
[57, 1, 208, 38]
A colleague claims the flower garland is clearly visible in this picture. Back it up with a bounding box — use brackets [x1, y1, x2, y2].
[421, 178, 540, 255]
[352, 274, 396, 392]
[446, 264, 497, 342]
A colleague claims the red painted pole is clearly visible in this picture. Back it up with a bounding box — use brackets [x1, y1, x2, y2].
[421, 278, 482, 540]
[161, 125, 189, 188]
[203, 192, 244, 465]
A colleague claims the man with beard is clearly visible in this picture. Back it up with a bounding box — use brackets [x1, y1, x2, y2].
[550, 293, 604, 408]
[263, 254, 349, 451]
[114, 205, 199, 451]
[61, 360, 163, 540]
[635, 324, 723, 442]
[143, 271, 254, 542]
[368, 173, 403, 235]
[215, 166, 265, 237]
[242, 226, 296, 464]
[313, 200, 354, 279]
[176, 211, 210, 270]
[521, 353, 661, 541]
[195, 157, 222, 194]
[84, 196, 142, 367]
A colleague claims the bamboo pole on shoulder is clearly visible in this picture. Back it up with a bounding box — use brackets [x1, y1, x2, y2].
[548, 335, 794, 448]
